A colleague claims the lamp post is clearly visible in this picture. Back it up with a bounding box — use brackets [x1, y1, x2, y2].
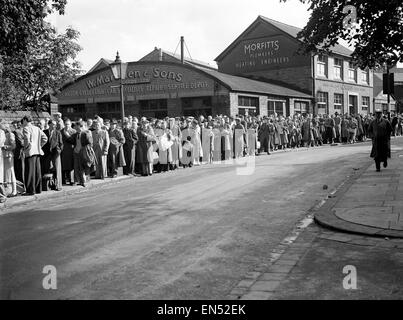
[110, 51, 128, 124]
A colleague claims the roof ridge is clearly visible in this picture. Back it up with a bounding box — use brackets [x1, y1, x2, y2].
[259, 15, 303, 31]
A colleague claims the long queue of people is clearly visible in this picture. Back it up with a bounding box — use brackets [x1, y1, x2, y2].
[0, 111, 402, 202]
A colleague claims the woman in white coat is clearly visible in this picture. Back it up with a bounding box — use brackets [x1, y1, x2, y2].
[201, 122, 214, 164]
[191, 120, 203, 166]
[0, 123, 6, 201]
[1, 123, 17, 197]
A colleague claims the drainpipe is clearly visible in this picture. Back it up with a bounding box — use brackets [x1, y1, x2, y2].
[312, 53, 316, 115]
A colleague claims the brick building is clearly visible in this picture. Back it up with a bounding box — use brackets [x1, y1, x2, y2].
[215, 16, 374, 116]
[56, 54, 312, 120]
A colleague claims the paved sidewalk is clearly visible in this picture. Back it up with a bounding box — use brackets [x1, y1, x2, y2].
[315, 139, 403, 238]
[0, 174, 133, 212]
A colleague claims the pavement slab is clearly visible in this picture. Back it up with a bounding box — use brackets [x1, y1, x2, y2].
[314, 143, 403, 238]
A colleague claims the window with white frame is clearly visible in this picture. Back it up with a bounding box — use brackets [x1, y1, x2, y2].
[317, 91, 328, 110]
[334, 58, 343, 80]
[362, 96, 370, 111]
[334, 93, 343, 110]
[361, 70, 369, 84]
[317, 55, 327, 77]
[348, 61, 357, 82]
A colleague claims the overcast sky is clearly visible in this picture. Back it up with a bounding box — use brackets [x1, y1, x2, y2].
[49, 0, 313, 72]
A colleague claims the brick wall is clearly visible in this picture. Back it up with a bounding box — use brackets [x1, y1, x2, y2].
[240, 66, 313, 93]
[0, 110, 51, 126]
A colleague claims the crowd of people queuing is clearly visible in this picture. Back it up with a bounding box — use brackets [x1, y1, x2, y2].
[0, 110, 401, 202]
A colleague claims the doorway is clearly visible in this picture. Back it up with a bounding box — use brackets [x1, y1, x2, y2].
[348, 95, 358, 115]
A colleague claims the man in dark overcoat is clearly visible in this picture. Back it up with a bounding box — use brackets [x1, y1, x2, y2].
[368, 108, 393, 172]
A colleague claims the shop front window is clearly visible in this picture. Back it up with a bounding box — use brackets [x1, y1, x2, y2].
[182, 96, 212, 117]
[294, 101, 308, 115]
[268, 100, 284, 116]
[139, 99, 168, 118]
[238, 95, 259, 115]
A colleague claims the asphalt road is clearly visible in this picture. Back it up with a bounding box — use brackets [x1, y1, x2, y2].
[0, 142, 376, 299]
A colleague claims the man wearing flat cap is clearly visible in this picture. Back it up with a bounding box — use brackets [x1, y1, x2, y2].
[368, 108, 392, 172]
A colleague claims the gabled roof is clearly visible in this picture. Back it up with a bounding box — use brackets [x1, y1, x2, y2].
[87, 58, 114, 74]
[215, 15, 353, 62]
[374, 91, 396, 102]
[139, 48, 217, 70]
[200, 68, 312, 98]
[58, 59, 312, 100]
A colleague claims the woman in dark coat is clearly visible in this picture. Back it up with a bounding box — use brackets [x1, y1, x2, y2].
[61, 119, 76, 185]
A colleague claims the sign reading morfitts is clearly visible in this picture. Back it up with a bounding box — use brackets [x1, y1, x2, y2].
[57, 62, 215, 101]
[218, 35, 310, 73]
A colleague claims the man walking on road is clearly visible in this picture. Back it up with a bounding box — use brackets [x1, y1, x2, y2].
[368, 108, 392, 172]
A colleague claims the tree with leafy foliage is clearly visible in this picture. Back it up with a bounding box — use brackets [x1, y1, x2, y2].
[1, 24, 82, 111]
[0, 0, 82, 111]
[0, 0, 67, 58]
[281, 0, 403, 69]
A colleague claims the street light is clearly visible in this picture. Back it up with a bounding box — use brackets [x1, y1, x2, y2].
[110, 51, 128, 123]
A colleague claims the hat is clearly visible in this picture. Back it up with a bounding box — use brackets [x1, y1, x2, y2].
[112, 119, 118, 124]
[375, 107, 382, 113]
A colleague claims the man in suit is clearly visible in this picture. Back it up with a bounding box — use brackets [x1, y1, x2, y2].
[92, 120, 110, 179]
[122, 119, 138, 176]
[258, 117, 271, 155]
[22, 115, 48, 195]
